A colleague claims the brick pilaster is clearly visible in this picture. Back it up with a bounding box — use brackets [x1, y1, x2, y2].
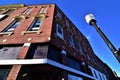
[6, 65, 21, 80]
[6, 43, 31, 80]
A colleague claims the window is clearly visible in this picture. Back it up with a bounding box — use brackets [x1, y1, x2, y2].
[65, 19, 70, 27]
[28, 18, 42, 31]
[87, 54, 91, 60]
[0, 68, 11, 80]
[72, 27, 76, 34]
[23, 7, 33, 14]
[0, 14, 7, 20]
[56, 23, 64, 39]
[39, 7, 47, 13]
[0, 9, 8, 20]
[2, 19, 21, 32]
[78, 42, 83, 54]
[68, 34, 75, 48]
[57, 11, 62, 19]
[3, 9, 14, 15]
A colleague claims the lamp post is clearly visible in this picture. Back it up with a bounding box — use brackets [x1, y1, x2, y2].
[85, 14, 120, 63]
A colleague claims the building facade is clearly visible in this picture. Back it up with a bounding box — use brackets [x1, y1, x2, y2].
[0, 4, 117, 80]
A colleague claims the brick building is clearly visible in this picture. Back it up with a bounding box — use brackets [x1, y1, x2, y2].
[0, 4, 117, 80]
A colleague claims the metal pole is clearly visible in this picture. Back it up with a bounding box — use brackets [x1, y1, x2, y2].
[85, 14, 120, 63]
[90, 21, 120, 63]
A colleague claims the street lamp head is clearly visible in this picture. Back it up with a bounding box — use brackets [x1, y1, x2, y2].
[85, 14, 96, 25]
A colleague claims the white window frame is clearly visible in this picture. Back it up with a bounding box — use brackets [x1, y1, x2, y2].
[89, 66, 107, 80]
[68, 34, 75, 48]
[2, 19, 21, 32]
[28, 18, 42, 31]
[56, 23, 64, 39]
[39, 7, 48, 13]
[57, 11, 62, 19]
[23, 7, 33, 14]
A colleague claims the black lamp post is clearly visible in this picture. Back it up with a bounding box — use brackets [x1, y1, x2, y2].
[85, 14, 120, 63]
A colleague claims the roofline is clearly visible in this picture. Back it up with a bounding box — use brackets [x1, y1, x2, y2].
[0, 4, 24, 9]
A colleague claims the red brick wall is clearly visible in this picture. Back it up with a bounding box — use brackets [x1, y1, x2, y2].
[0, 4, 55, 45]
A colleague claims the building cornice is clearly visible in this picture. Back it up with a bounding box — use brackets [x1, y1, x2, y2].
[0, 4, 24, 9]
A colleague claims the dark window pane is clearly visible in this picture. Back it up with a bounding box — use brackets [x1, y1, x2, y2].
[3, 19, 21, 32]
[0, 69, 10, 80]
[67, 56, 81, 70]
[48, 45, 61, 62]
[58, 26, 62, 34]
[0, 66, 12, 80]
[3, 9, 14, 15]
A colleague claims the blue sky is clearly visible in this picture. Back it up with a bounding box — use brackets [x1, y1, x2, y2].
[0, 0, 120, 77]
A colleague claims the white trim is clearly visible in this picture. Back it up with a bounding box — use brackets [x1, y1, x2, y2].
[56, 23, 64, 39]
[23, 43, 31, 47]
[89, 66, 107, 80]
[0, 59, 95, 79]
[0, 59, 47, 65]
[47, 59, 95, 79]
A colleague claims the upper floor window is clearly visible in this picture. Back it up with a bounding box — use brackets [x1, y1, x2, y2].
[65, 19, 70, 27]
[68, 34, 75, 48]
[23, 7, 33, 14]
[28, 18, 42, 31]
[56, 23, 64, 39]
[39, 7, 48, 13]
[3, 9, 14, 15]
[87, 54, 91, 61]
[0, 14, 7, 20]
[78, 42, 83, 54]
[57, 11, 62, 19]
[0, 9, 8, 20]
[72, 27, 76, 34]
[2, 19, 21, 32]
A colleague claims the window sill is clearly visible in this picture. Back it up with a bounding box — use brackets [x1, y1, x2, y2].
[21, 30, 42, 35]
[0, 32, 13, 36]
